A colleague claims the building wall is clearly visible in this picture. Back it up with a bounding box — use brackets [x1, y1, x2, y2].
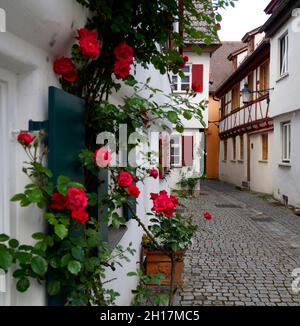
[206, 95, 219, 179]
[219, 135, 247, 186]
[249, 131, 274, 194]
[272, 111, 300, 207]
[0, 0, 171, 306]
[269, 18, 300, 118]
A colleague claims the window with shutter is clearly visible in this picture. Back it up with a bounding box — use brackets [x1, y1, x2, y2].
[182, 136, 194, 167]
[192, 64, 204, 93]
[261, 134, 268, 161]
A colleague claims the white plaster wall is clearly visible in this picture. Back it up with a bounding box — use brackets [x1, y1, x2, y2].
[272, 111, 300, 207]
[269, 17, 300, 118]
[219, 136, 247, 187]
[0, 0, 87, 306]
[249, 132, 274, 194]
[178, 51, 210, 128]
[167, 129, 202, 190]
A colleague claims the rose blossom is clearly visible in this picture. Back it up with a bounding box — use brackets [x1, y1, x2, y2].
[113, 60, 131, 80]
[66, 187, 88, 211]
[53, 57, 75, 75]
[178, 54, 189, 68]
[151, 190, 179, 218]
[78, 28, 101, 59]
[114, 42, 134, 63]
[148, 168, 159, 179]
[94, 147, 112, 168]
[62, 70, 78, 83]
[17, 132, 36, 146]
[117, 171, 133, 187]
[71, 209, 89, 224]
[128, 184, 140, 198]
[50, 192, 67, 211]
[203, 212, 212, 220]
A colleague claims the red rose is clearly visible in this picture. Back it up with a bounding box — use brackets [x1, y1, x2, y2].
[148, 168, 159, 179]
[117, 171, 133, 187]
[17, 132, 36, 146]
[78, 28, 101, 59]
[66, 187, 88, 211]
[53, 57, 75, 75]
[62, 70, 78, 83]
[50, 192, 67, 211]
[151, 191, 176, 218]
[71, 209, 89, 224]
[215, 23, 221, 30]
[192, 82, 202, 93]
[128, 185, 140, 198]
[113, 61, 131, 80]
[204, 212, 212, 220]
[114, 42, 134, 64]
[178, 55, 189, 68]
[150, 193, 158, 200]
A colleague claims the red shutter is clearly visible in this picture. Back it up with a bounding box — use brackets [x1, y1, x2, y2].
[192, 64, 204, 93]
[182, 136, 194, 166]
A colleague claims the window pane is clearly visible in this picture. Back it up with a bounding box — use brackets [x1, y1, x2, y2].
[182, 76, 190, 83]
[181, 66, 190, 73]
[181, 84, 190, 91]
[172, 75, 177, 83]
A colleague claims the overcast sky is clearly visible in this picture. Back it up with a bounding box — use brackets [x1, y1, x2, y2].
[218, 0, 272, 41]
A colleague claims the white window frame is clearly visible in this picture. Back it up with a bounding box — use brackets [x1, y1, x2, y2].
[171, 64, 192, 93]
[170, 135, 182, 167]
[279, 33, 288, 76]
[282, 121, 291, 163]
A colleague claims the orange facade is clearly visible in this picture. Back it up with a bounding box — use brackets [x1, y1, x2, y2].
[205, 96, 220, 179]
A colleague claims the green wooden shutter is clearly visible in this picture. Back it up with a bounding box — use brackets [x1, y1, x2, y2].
[47, 87, 85, 306]
[48, 86, 85, 184]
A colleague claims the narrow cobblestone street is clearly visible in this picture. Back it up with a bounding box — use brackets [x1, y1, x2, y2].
[178, 180, 300, 306]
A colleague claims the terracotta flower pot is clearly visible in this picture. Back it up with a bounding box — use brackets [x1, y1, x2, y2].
[143, 247, 185, 286]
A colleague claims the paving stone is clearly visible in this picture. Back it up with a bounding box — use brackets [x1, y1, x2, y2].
[177, 180, 300, 307]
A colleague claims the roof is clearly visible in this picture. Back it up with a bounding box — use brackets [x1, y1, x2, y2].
[260, 0, 300, 37]
[209, 41, 244, 94]
[241, 26, 262, 43]
[264, 0, 281, 14]
[215, 39, 270, 97]
[184, 0, 220, 49]
[227, 45, 247, 61]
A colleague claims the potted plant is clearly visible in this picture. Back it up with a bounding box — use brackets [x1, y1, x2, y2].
[141, 190, 198, 305]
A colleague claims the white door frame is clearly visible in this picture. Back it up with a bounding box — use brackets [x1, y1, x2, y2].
[0, 67, 18, 306]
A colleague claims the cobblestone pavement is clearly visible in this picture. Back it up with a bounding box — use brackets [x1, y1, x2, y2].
[177, 180, 300, 306]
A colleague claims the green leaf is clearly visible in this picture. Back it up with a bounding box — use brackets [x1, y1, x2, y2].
[8, 239, 19, 249]
[0, 234, 9, 242]
[44, 213, 57, 226]
[0, 248, 13, 270]
[167, 111, 178, 123]
[71, 247, 84, 262]
[183, 111, 192, 120]
[47, 280, 61, 296]
[67, 182, 85, 190]
[18, 245, 33, 251]
[13, 269, 26, 278]
[16, 252, 32, 264]
[67, 260, 81, 275]
[30, 256, 48, 276]
[25, 188, 43, 203]
[61, 254, 71, 267]
[11, 193, 25, 202]
[54, 224, 68, 240]
[127, 272, 137, 277]
[176, 124, 184, 133]
[16, 277, 30, 293]
[49, 257, 60, 269]
[32, 233, 46, 240]
[57, 176, 70, 195]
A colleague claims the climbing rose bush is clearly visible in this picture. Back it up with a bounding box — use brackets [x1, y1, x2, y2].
[192, 82, 202, 93]
[114, 42, 134, 63]
[53, 57, 77, 83]
[117, 171, 133, 188]
[148, 168, 159, 179]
